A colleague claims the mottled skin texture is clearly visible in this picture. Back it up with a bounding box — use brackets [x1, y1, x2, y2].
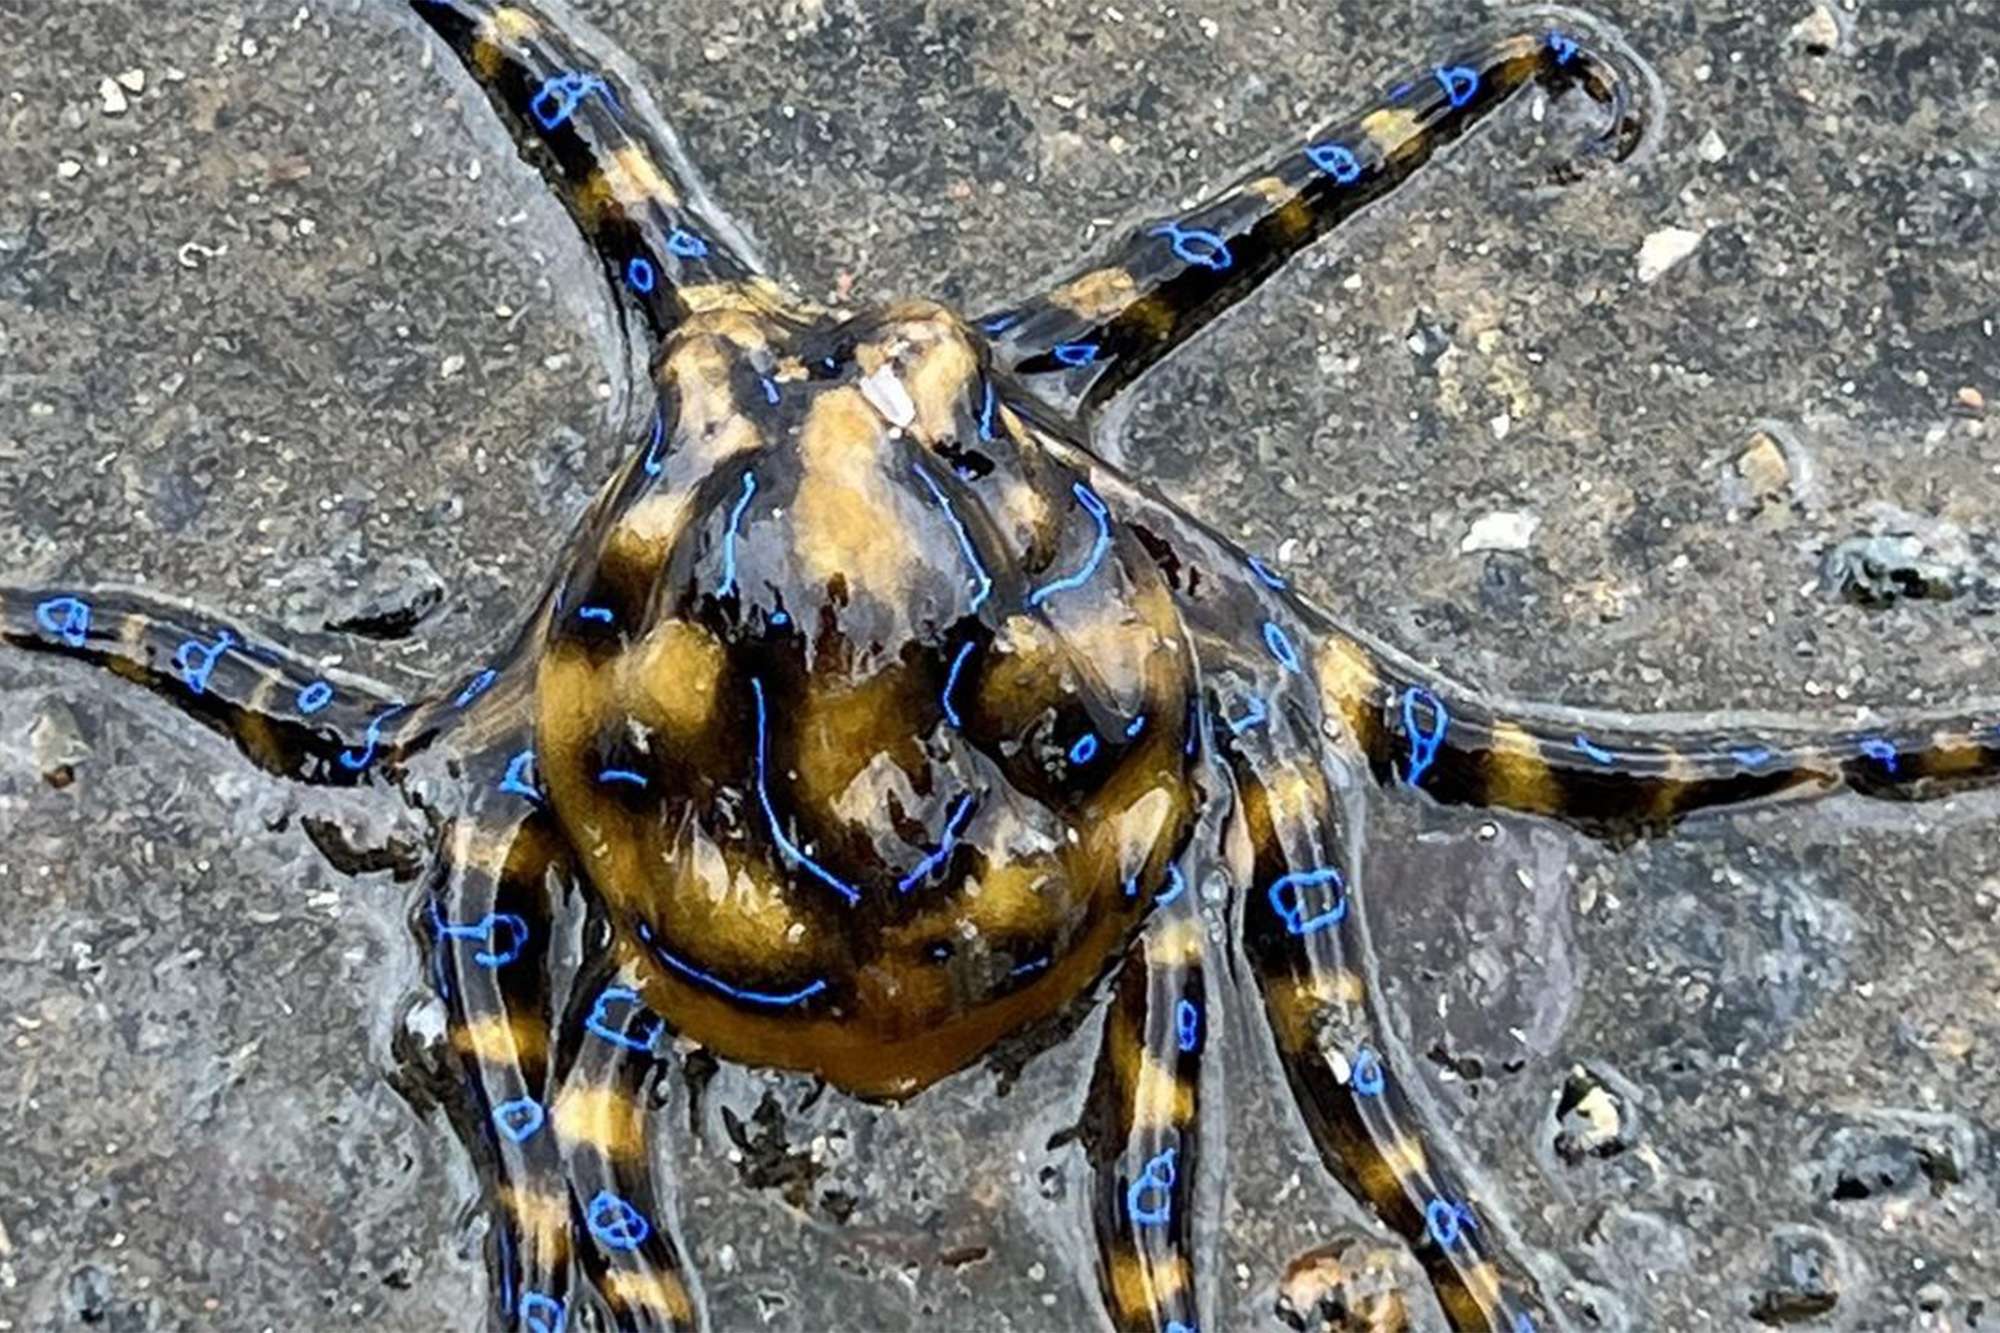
[4, 4, 1998, 1332]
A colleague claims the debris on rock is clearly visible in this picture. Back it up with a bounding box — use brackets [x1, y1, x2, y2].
[1637, 226, 1707, 284]
[1460, 510, 1539, 555]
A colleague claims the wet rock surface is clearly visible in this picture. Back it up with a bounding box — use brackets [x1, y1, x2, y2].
[3, 2, 1997, 1331]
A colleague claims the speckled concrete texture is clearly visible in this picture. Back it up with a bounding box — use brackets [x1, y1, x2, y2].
[1, 1, 1995, 1330]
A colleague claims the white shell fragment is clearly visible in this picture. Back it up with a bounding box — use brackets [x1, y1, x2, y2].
[1460, 510, 1540, 555]
[1637, 226, 1707, 284]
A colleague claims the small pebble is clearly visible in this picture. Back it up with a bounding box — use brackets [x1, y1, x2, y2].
[1460, 510, 1539, 555]
[99, 76, 128, 115]
[1791, 4, 1842, 55]
[1637, 226, 1706, 283]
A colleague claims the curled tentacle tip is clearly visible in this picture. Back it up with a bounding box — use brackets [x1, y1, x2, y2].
[1520, 6, 1664, 171]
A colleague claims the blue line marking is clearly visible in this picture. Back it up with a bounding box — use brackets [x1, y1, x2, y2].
[1859, 736, 1899, 774]
[1148, 221, 1233, 272]
[1306, 142, 1364, 184]
[438, 911, 529, 968]
[760, 375, 781, 405]
[337, 704, 405, 773]
[296, 681, 334, 715]
[1166, 1324, 1197, 1333]
[1262, 621, 1300, 673]
[1425, 1197, 1476, 1248]
[530, 71, 608, 131]
[978, 382, 997, 440]
[520, 1292, 566, 1333]
[1401, 687, 1448, 786]
[599, 768, 649, 788]
[1053, 341, 1101, 367]
[643, 406, 666, 477]
[1010, 954, 1050, 979]
[941, 640, 977, 729]
[453, 667, 497, 708]
[1352, 1045, 1385, 1097]
[1731, 745, 1774, 769]
[1435, 64, 1480, 109]
[1574, 733, 1615, 765]
[584, 986, 661, 1052]
[586, 1191, 652, 1250]
[33, 596, 90, 647]
[1125, 714, 1147, 739]
[1225, 694, 1268, 735]
[719, 470, 757, 599]
[578, 605, 615, 624]
[1127, 1148, 1177, 1227]
[1069, 732, 1099, 765]
[492, 1098, 546, 1144]
[499, 748, 539, 800]
[752, 677, 861, 905]
[637, 921, 829, 1007]
[1027, 483, 1111, 607]
[667, 227, 709, 259]
[897, 791, 976, 894]
[625, 256, 656, 293]
[912, 464, 993, 612]
[1155, 864, 1187, 906]
[1176, 999, 1200, 1053]
[1269, 866, 1348, 936]
[1247, 555, 1287, 590]
[1548, 30, 1581, 65]
[173, 630, 234, 696]
[982, 313, 1020, 335]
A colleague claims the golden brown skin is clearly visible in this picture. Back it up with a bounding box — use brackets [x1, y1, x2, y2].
[7, 4, 1998, 1333]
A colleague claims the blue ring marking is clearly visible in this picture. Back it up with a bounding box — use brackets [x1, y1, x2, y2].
[492, 1097, 546, 1144]
[599, 768, 649, 788]
[770, 609, 789, 626]
[1270, 867, 1348, 936]
[337, 704, 406, 773]
[499, 748, 540, 800]
[520, 1291, 566, 1333]
[586, 1191, 652, 1251]
[1306, 142, 1364, 184]
[941, 640, 977, 729]
[666, 227, 709, 259]
[1401, 687, 1449, 786]
[911, 464, 994, 612]
[1247, 555, 1287, 590]
[625, 256, 656, 293]
[1262, 621, 1301, 673]
[1731, 745, 1774, 769]
[1053, 341, 1101, 367]
[34, 596, 91, 647]
[896, 791, 977, 894]
[1425, 1197, 1476, 1248]
[752, 677, 862, 905]
[1435, 64, 1480, 109]
[1176, 999, 1200, 1053]
[637, 921, 830, 1007]
[577, 605, 615, 624]
[978, 382, 997, 441]
[1069, 732, 1100, 765]
[1352, 1045, 1385, 1097]
[1125, 714, 1147, 739]
[1027, 482, 1112, 608]
[453, 667, 497, 709]
[1573, 733, 1615, 765]
[296, 681, 334, 715]
[1225, 694, 1268, 735]
[1858, 736, 1899, 774]
[173, 630, 234, 696]
[1127, 1148, 1178, 1227]
[643, 407, 666, 477]
[982, 313, 1020, 335]
[1148, 221, 1233, 272]
[760, 375, 781, 405]
[530, 71, 609, 131]
[438, 911, 529, 968]
[1548, 30, 1581, 65]
[584, 986, 661, 1052]
[718, 471, 758, 599]
[1155, 864, 1188, 907]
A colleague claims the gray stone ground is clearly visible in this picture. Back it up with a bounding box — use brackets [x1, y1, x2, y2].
[1, 0, 1996, 1330]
